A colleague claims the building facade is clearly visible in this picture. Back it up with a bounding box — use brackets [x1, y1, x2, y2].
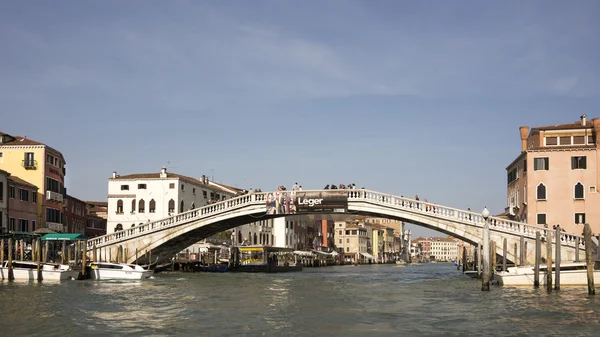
[428, 237, 459, 262]
[506, 115, 599, 235]
[7, 176, 39, 232]
[65, 195, 88, 234]
[86, 201, 107, 238]
[0, 169, 8, 233]
[106, 168, 238, 234]
[0, 132, 67, 231]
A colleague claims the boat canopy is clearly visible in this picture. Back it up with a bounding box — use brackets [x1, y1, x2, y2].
[41, 233, 87, 241]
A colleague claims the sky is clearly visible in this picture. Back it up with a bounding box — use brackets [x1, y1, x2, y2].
[1, 1, 599, 237]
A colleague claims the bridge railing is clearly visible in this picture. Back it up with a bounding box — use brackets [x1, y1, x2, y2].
[87, 192, 267, 249]
[347, 189, 585, 248]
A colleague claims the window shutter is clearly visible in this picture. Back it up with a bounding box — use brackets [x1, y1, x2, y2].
[534, 159, 538, 170]
[571, 157, 576, 169]
[582, 157, 587, 169]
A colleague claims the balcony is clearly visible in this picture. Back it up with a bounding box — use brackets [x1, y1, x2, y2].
[22, 160, 37, 170]
[47, 222, 65, 232]
[46, 190, 64, 203]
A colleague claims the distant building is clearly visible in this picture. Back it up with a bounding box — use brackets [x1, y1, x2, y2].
[428, 237, 459, 262]
[506, 115, 599, 235]
[0, 169, 9, 233]
[106, 168, 238, 234]
[86, 201, 107, 238]
[64, 195, 87, 234]
[7, 175, 39, 232]
[0, 132, 67, 231]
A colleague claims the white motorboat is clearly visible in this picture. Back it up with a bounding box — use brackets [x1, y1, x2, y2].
[88, 262, 153, 280]
[0, 260, 79, 281]
[495, 262, 600, 286]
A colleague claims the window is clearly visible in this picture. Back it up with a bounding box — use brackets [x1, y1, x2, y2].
[523, 159, 527, 173]
[46, 208, 61, 223]
[131, 199, 136, 212]
[168, 199, 175, 213]
[534, 157, 549, 171]
[507, 167, 518, 184]
[181, 184, 185, 191]
[588, 136, 596, 145]
[537, 214, 546, 225]
[46, 177, 60, 193]
[32, 191, 37, 203]
[346, 247, 349, 252]
[559, 136, 571, 145]
[149, 199, 156, 213]
[9, 185, 15, 198]
[116, 200, 123, 213]
[545, 137, 558, 146]
[591, 186, 597, 193]
[19, 219, 28, 232]
[190, 202, 195, 209]
[9, 218, 15, 231]
[575, 213, 586, 225]
[115, 224, 123, 231]
[24, 152, 34, 167]
[339, 239, 342, 244]
[139, 199, 145, 213]
[138, 184, 147, 189]
[32, 220, 36, 230]
[121, 185, 129, 191]
[346, 238, 350, 243]
[203, 191, 207, 198]
[193, 188, 196, 194]
[169, 183, 175, 189]
[180, 200, 185, 213]
[573, 136, 585, 145]
[536, 183, 546, 200]
[19, 188, 29, 201]
[571, 156, 587, 169]
[0, 182, 3, 200]
[574, 182, 585, 200]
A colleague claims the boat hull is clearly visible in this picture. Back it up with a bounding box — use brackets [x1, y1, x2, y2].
[88, 268, 153, 280]
[497, 268, 600, 286]
[0, 267, 79, 281]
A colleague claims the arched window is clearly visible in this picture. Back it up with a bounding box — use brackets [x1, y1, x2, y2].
[131, 199, 136, 212]
[168, 199, 175, 213]
[180, 200, 185, 213]
[574, 182, 585, 199]
[116, 200, 123, 213]
[190, 202, 196, 209]
[131, 224, 136, 228]
[238, 231, 243, 244]
[536, 183, 546, 200]
[115, 223, 123, 231]
[149, 199, 156, 213]
[253, 233, 258, 245]
[139, 199, 145, 213]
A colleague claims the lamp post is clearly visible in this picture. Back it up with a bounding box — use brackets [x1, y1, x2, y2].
[481, 207, 491, 291]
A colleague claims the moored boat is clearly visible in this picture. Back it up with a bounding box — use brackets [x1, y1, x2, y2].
[232, 246, 302, 273]
[0, 260, 79, 281]
[87, 262, 153, 280]
[495, 262, 600, 286]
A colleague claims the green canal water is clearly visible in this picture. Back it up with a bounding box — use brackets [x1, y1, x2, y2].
[1, 263, 599, 336]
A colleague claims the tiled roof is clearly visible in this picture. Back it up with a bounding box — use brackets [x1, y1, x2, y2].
[8, 175, 38, 189]
[110, 172, 237, 195]
[0, 132, 66, 162]
[534, 118, 597, 131]
[87, 201, 108, 207]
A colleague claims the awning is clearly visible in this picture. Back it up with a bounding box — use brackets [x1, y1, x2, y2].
[41, 233, 87, 241]
[360, 252, 375, 260]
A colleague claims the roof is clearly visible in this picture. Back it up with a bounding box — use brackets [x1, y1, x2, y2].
[110, 172, 237, 195]
[0, 132, 66, 162]
[534, 118, 598, 131]
[41, 233, 87, 241]
[87, 201, 108, 208]
[7, 175, 38, 189]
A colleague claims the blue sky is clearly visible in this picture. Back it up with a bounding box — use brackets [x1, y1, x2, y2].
[1, 1, 599, 237]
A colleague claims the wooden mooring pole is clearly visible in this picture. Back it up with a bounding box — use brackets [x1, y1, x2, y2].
[546, 231, 553, 292]
[584, 224, 595, 295]
[36, 238, 42, 281]
[62, 240, 67, 264]
[81, 240, 88, 279]
[0, 239, 4, 264]
[477, 242, 482, 279]
[7, 238, 14, 281]
[555, 225, 561, 290]
[462, 247, 467, 273]
[20, 240, 24, 261]
[514, 243, 518, 267]
[502, 238, 507, 272]
[93, 244, 97, 262]
[575, 238, 580, 263]
[534, 231, 541, 288]
[491, 241, 497, 276]
[473, 246, 478, 272]
[520, 236, 525, 266]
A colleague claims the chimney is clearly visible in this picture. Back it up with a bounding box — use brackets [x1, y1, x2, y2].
[581, 114, 587, 126]
[519, 126, 529, 152]
[201, 175, 206, 184]
[112, 171, 117, 179]
[160, 167, 167, 178]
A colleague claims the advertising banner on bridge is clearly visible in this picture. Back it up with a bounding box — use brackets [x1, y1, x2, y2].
[266, 190, 348, 215]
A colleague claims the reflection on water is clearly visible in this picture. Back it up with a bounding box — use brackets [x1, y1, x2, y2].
[2, 264, 600, 336]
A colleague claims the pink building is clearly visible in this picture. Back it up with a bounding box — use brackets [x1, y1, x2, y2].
[506, 114, 599, 235]
[7, 176, 38, 232]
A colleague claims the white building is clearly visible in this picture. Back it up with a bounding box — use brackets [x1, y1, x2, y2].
[107, 167, 239, 234]
[428, 237, 459, 262]
[0, 169, 8, 234]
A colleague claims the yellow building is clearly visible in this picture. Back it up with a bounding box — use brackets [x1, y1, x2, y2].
[0, 132, 67, 231]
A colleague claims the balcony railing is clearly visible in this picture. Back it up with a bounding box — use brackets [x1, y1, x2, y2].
[47, 222, 65, 232]
[46, 190, 64, 203]
[22, 160, 37, 169]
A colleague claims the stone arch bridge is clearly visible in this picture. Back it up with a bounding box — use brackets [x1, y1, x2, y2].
[87, 190, 588, 265]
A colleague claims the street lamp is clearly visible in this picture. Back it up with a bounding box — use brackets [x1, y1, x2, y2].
[481, 207, 491, 291]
